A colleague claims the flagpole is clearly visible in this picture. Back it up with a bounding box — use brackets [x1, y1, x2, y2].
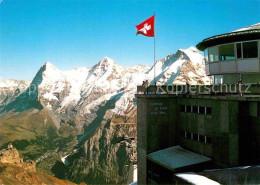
[154, 12, 156, 86]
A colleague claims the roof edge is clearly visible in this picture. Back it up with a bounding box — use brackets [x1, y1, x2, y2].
[197, 29, 260, 51]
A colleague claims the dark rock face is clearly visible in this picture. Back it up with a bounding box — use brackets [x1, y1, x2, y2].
[65, 112, 137, 184]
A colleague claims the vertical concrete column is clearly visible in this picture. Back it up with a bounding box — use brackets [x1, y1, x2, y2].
[137, 97, 148, 185]
[228, 101, 239, 166]
[169, 98, 178, 146]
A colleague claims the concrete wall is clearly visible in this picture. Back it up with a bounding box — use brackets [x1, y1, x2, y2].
[137, 97, 178, 184]
[223, 74, 240, 84]
[178, 98, 239, 167]
[240, 101, 260, 164]
[137, 97, 147, 185]
[241, 73, 260, 84]
[222, 73, 260, 84]
[137, 94, 260, 184]
[146, 98, 170, 153]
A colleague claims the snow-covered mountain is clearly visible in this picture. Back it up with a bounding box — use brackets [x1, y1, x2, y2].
[0, 47, 209, 184]
[0, 79, 31, 111]
[1, 47, 209, 132]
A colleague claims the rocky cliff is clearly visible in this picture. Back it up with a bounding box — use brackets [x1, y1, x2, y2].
[0, 145, 79, 185]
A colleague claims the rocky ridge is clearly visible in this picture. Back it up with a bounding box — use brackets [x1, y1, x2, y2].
[0, 145, 79, 185]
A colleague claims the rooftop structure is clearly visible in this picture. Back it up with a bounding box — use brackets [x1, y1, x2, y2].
[147, 146, 211, 172]
[197, 23, 260, 85]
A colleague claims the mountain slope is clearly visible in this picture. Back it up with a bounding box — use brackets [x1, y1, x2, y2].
[0, 146, 79, 185]
[0, 80, 31, 112]
[0, 47, 209, 184]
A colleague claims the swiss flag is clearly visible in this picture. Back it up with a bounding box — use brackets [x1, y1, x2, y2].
[136, 15, 154, 37]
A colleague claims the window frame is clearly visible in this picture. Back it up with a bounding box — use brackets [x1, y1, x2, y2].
[192, 105, 198, 113]
[204, 49, 209, 64]
[218, 43, 236, 62]
[241, 40, 259, 59]
[198, 106, 205, 114]
[214, 75, 223, 84]
[180, 105, 186, 112]
[186, 105, 192, 113]
[205, 39, 260, 63]
[208, 46, 219, 63]
[235, 42, 242, 59]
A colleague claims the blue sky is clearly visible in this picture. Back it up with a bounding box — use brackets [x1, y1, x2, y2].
[0, 0, 259, 80]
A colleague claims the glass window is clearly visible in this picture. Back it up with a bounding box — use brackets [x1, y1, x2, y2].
[236, 43, 242, 59]
[206, 136, 212, 144]
[206, 107, 212, 115]
[187, 132, 191, 140]
[204, 49, 209, 64]
[243, 41, 258, 58]
[180, 105, 185, 112]
[199, 135, 205, 143]
[214, 75, 223, 84]
[193, 134, 198, 141]
[199, 106, 204, 114]
[210, 76, 214, 85]
[209, 46, 219, 62]
[186, 105, 191, 113]
[219, 44, 235, 61]
[192, 106, 198, 113]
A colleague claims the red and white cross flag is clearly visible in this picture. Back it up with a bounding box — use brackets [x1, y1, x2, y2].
[136, 15, 155, 37]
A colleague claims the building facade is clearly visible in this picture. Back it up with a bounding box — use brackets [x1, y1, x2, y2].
[137, 23, 260, 184]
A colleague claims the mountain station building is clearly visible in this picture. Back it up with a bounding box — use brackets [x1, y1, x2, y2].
[136, 23, 260, 184]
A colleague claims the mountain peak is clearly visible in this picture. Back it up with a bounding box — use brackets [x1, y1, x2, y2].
[103, 56, 112, 60]
[187, 46, 198, 52]
[31, 61, 59, 86]
[100, 57, 116, 65]
[43, 61, 57, 70]
[95, 57, 117, 71]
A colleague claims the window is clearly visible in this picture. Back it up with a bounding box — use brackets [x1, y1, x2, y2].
[192, 106, 198, 113]
[236, 43, 242, 59]
[204, 49, 209, 64]
[187, 132, 192, 140]
[209, 46, 219, 62]
[214, 75, 223, 84]
[186, 105, 192, 113]
[243, 41, 258, 58]
[182, 131, 211, 145]
[199, 135, 205, 143]
[205, 107, 212, 115]
[210, 76, 214, 85]
[219, 44, 235, 61]
[193, 134, 198, 141]
[180, 105, 185, 112]
[199, 106, 205, 114]
[206, 136, 212, 144]
[181, 131, 186, 138]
